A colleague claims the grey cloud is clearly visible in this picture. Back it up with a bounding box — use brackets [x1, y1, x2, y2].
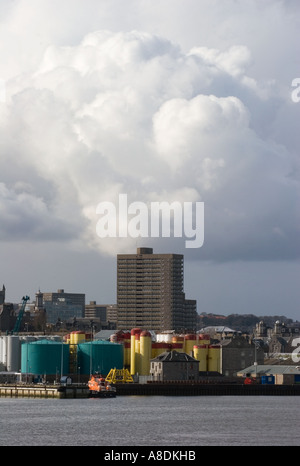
[0, 8, 298, 264]
[0, 183, 81, 242]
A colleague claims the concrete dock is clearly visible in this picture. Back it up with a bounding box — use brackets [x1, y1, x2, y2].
[1, 382, 300, 398]
[115, 382, 300, 396]
[0, 384, 89, 399]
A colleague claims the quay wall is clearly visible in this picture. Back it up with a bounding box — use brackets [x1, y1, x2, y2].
[114, 382, 300, 396]
[0, 385, 89, 399]
[1, 383, 300, 398]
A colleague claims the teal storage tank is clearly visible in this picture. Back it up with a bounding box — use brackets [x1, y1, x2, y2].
[21, 340, 69, 375]
[77, 341, 123, 376]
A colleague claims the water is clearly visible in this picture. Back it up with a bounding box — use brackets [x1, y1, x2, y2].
[0, 396, 299, 446]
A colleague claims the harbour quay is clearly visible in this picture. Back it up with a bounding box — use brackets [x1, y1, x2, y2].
[1, 382, 300, 398]
[0, 384, 89, 399]
[114, 382, 300, 397]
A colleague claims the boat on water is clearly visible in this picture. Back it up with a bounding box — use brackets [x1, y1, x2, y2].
[87, 375, 117, 398]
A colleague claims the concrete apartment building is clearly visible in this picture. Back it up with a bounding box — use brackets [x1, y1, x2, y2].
[117, 247, 197, 332]
[84, 301, 108, 322]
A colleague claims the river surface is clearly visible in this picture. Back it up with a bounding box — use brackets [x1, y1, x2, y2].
[0, 395, 299, 446]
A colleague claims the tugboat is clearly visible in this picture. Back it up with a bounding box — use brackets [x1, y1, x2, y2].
[87, 375, 117, 398]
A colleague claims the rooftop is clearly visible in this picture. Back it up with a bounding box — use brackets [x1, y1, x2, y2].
[237, 365, 300, 376]
[151, 350, 197, 363]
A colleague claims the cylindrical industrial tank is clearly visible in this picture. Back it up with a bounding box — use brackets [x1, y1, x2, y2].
[123, 341, 131, 367]
[130, 328, 141, 375]
[156, 333, 174, 343]
[140, 331, 152, 375]
[77, 341, 123, 376]
[198, 334, 210, 345]
[21, 340, 69, 375]
[171, 343, 184, 352]
[193, 345, 208, 371]
[7, 336, 21, 372]
[151, 342, 158, 358]
[73, 331, 86, 345]
[69, 332, 76, 346]
[135, 332, 141, 374]
[158, 343, 172, 356]
[208, 345, 220, 372]
[123, 332, 131, 367]
[0, 336, 7, 367]
[171, 336, 184, 352]
[184, 334, 197, 356]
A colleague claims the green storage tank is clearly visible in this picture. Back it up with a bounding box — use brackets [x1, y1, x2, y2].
[21, 340, 69, 375]
[77, 341, 123, 376]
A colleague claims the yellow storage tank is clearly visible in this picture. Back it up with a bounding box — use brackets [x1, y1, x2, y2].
[171, 336, 184, 352]
[194, 345, 208, 371]
[70, 331, 86, 345]
[130, 328, 141, 375]
[75, 331, 86, 345]
[208, 345, 220, 372]
[198, 333, 210, 345]
[123, 332, 131, 367]
[69, 332, 75, 346]
[151, 342, 159, 358]
[140, 331, 152, 376]
[184, 334, 197, 356]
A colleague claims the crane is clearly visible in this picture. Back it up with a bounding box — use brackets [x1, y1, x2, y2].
[12, 295, 30, 334]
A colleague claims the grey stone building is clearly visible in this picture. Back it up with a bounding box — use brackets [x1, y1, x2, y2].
[150, 350, 199, 381]
[220, 335, 264, 377]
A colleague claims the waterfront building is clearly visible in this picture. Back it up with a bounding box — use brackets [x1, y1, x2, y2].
[237, 365, 300, 385]
[220, 335, 264, 378]
[117, 247, 197, 332]
[150, 350, 199, 381]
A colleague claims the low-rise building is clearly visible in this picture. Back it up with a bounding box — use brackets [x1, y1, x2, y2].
[150, 350, 199, 381]
[237, 365, 300, 385]
[220, 335, 264, 378]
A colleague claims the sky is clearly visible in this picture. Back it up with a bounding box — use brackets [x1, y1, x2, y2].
[0, 0, 299, 321]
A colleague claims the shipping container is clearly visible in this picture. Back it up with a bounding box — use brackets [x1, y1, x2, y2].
[261, 375, 275, 385]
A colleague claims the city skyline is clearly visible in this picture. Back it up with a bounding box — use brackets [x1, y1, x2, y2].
[0, 1, 299, 321]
